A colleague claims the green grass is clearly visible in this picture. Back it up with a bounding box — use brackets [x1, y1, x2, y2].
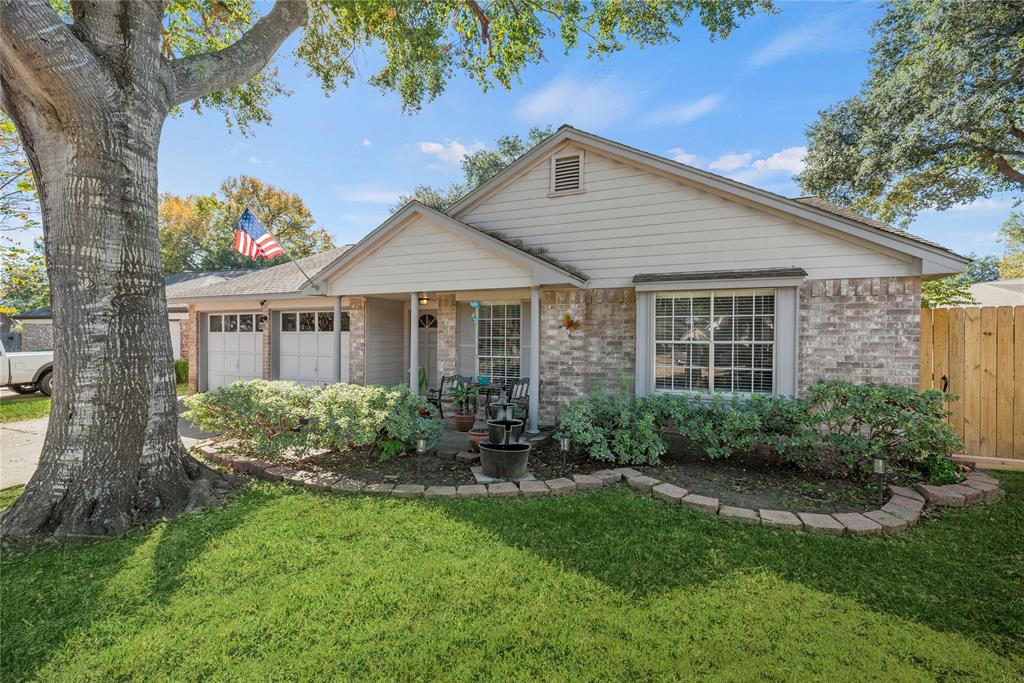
[0, 383, 189, 425]
[2, 475, 1022, 681]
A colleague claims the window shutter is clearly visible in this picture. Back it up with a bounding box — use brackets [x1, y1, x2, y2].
[552, 154, 582, 193]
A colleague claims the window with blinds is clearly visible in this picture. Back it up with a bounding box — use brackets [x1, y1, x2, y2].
[477, 303, 522, 383]
[654, 289, 775, 395]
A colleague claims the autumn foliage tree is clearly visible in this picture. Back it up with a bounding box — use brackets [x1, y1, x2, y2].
[0, 0, 770, 541]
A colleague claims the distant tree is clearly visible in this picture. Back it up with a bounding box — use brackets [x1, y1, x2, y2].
[0, 243, 48, 314]
[397, 127, 555, 211]
[159, 176, 334, 273]
[799, 0, 1023, 226]
[0, 113, 37, 234]
[921, 253, 1001, 308]
[998, 211, 1024, 278]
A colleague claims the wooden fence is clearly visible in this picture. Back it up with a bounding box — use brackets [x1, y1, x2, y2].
[920, 306, 1023, 462]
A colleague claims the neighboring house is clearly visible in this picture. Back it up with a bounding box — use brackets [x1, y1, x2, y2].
[169, 125, 968, 430]
[964, 279, 1024, 307]
[13, 269, 251, 357]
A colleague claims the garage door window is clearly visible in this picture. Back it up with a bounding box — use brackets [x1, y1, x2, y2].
[239, 314, 253, 332]
[282, 313, 297, 331]
[654, 289, 775, 395]
[224, 315, 238, 332]
[209, 315, 222, 332]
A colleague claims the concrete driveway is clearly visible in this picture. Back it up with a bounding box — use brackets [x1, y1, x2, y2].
[0, 399, 218, 489]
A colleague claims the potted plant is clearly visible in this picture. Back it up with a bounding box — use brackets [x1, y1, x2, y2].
[467, 427, 488, 452]
[449, 381, 479, 432]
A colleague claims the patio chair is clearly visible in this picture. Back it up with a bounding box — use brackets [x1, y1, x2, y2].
[426, 375, 459, 418]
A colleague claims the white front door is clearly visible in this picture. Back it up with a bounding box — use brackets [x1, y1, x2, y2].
[206, 313, 264, 390]
[279, 310, 350, 385]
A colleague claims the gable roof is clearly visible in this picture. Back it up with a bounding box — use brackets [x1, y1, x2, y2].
[168, 247, 352, 300]
[446, 125, 968, 274]
[307, 201, 587, 292]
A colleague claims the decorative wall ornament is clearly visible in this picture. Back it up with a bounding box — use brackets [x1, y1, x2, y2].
[560, 313, 583, 336]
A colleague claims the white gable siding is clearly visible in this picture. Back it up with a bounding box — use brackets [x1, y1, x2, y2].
[328, 216, 537, 294]
[459, 151, 915, 288]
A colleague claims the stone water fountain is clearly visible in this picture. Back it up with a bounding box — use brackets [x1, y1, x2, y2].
[477, 399, 531, 480]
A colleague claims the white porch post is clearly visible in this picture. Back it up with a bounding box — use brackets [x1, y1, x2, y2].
[332, 296, 342, 383]
[528, 286, 540, 433]
[409, 293, 419, 393]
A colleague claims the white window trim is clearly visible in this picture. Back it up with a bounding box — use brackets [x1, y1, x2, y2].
[475, 302, 523, 383]
[548, 150, 586, 197]
[635, 286, 798, 398]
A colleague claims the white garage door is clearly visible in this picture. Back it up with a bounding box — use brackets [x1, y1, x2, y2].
[207, 313, 264, 390]
[279, 311, 349, 385]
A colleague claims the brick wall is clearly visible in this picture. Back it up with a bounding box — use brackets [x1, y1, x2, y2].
[436, 293, 457, 378]
[348, 296, 366, 385]
[538, 287, 636, 423]
[185, 305, 199, 393]
[19, 322, 54, 351]
[799, 276, 920, 392]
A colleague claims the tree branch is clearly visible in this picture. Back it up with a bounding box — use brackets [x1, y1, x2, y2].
[0, 0, 116, 115]
[169, 0, 307, 107]
[992, 153, 1024, 187]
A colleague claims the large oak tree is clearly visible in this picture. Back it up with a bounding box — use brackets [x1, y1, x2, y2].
[0, 0, 770, 542]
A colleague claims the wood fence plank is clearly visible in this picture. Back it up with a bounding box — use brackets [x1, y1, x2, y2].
[1015, 307, 1024, 459]
[996, 307, 1015, 457]
[979, 307, 998, 456]
[947, 308, 965, 439]
[962, 308, 983, 456]
[932, 307, 949, 395]
[920, 307, 933, 392]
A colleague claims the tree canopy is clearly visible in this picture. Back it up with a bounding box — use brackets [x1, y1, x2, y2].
[159, 176, 334, 273]
[397, 127, 554, 211]
[798, 0, 1023, 226]
[920, 253, 1001, 308]
[0, 243, 49, 315]
[0, 113, 37, 234]
[998, 211, 1024, 278]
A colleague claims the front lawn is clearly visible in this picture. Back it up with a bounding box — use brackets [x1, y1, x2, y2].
[0, 383, 189, 425]
[2, 475, 1022, 680]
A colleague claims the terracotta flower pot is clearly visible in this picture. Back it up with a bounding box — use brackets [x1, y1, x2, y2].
[453, 413, 476, 432]
[467, 428, 488, 452]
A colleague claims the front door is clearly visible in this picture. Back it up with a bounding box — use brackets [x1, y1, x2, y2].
[418, 313, 438, 392]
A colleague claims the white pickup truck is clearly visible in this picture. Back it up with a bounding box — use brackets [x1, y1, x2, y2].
[0, 341, 54, 396]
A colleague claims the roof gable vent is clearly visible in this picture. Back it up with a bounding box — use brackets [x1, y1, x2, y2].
[551, 153, 583, 194]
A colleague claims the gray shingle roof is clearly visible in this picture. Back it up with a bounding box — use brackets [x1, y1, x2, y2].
[168, 247, 351, 299]
[164, 270, 252, 300]
[633, 267, 807, 284]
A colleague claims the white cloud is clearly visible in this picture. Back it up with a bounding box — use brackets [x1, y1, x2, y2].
[644, 94, 723, 126]
[750, 146, 806, 175]
[515, 76, 637, 129]
[361, 138, 373, 147]
[247, 156, 263, 165]
[335, 186, 405, 204]
[667, 147, 702, 166]
[709, 152, 754, 173]
[946, 198, 1014, 213]
[416, 139, 485, 167]
[747, 13, 849, 69]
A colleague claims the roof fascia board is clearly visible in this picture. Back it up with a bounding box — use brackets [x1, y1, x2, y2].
[169, 291, 332, 304]
[635, 275, 806, 292]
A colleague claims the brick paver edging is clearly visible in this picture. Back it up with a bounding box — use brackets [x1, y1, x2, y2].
[195, 444, 1004, 537]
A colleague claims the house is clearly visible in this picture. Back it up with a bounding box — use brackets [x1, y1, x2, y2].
[13, 269, 251, 356]
[169, 125, 968, 431]
[964, 279, 1024, 307]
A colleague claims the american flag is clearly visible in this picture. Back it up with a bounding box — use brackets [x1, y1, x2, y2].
[234, 208, 284, 260]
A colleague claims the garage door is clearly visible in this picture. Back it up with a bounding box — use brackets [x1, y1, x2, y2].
[279, 311, 349, 385]
[207, 313, 264, 390]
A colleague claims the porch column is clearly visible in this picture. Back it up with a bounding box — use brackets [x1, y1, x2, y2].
[332, 296, 342, 383]
[409, 292, 419, 394]
[528, 286, 540, 433]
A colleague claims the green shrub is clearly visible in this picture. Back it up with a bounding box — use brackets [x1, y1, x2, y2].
[174, 359, 188, 384]
[309, 383, 442, 460]
[182, 380, 317, 459]
[558, 379, 665, 465]
[805, 380, 964, 483]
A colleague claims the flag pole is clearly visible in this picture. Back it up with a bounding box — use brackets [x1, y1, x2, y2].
[246, 206, 320, 293]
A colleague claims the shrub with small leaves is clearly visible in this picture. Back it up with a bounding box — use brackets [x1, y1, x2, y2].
[174, 358, 189, 385]
[182, 380, 317, 459]
[558, 379, 665, 465]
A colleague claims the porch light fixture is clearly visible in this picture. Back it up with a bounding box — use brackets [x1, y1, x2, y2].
[416, 434, 429, 455]
[873, 454, 888, 506]
[418, 292, 430, 306]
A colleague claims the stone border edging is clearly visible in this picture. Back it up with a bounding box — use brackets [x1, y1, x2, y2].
[194, 443, 1004, 538]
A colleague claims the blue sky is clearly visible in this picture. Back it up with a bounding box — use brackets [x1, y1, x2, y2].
[156, 0, 1016, 258]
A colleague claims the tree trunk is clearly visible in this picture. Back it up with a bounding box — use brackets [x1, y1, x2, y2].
[0, 24, 235, 544]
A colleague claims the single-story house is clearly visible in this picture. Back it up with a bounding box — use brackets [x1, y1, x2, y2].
[169, 125, 968, 431]
[14, 269, 251, 357]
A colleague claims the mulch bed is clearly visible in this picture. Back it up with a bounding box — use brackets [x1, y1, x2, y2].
[268, 436, 919, 513]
